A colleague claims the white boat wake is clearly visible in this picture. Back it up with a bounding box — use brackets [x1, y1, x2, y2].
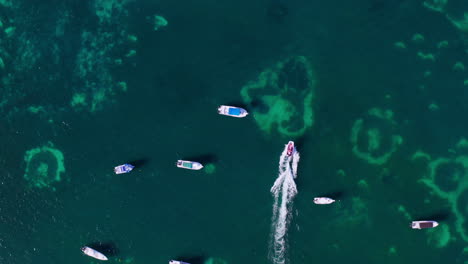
[269, 143, 300, 264]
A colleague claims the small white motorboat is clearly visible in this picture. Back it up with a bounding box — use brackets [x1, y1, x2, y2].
[313, 197, 335, 205]
[286, 141, 295, 156]
[114, 164, 134, 174]
[218, 105, 248, 118]
[177, 160, 203, 170]
[81, 246, 108, 261]
[169, 260, 191, 264]
[411, 220, 439, 229]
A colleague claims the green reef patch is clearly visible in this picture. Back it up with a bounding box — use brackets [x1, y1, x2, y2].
[432, 159, 465, 193]
[204, 257, 228, 264]
[350, 108, 402, 165]
[204, 163, 216, 174]
[331, 196, 370, 228]
[416, 139, 468, 244]
[0, 0, 141, 117]
[23, 142, 65, 190]
[427, 223, 452, 248]
[240, 56, 315, 138]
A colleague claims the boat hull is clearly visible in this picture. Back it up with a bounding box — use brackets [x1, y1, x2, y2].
[218, 105, 248, 118]
[81, 246, 108, 261]
[177, 160, 204, 170]
[313, 197, 335, 204]
[287, 141, 295, 156]
[169, 260, 191, 264]
[411, 220, 439, 229]
[114, 164, 134, 174]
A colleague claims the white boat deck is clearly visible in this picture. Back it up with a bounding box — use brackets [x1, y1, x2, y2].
[217, 105, 248, 118]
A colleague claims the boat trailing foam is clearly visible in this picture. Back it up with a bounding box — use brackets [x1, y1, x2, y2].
[269, 141, 300, 264]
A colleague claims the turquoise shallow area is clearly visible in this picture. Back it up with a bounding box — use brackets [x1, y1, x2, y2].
[1, 0, 468, 263]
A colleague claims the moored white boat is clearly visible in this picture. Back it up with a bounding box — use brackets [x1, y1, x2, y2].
[81, 246, 108, 261]
[169, 260, 191, 264]
[411, 220, 439, 229]
[217, 105, 248, 118]
[313, 197, 335, 205]
[177, 160, 203, 170]
[114, 164, 134, 174]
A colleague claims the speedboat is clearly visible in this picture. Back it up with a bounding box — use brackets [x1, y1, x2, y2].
[81, 246, 108, 261]
[114, 164, 134, 174]
[218, 105, 248, 118]
[177, 160, 203, 170]
[169, 261, 191, 264]
[411, 220, 439, 229]
[287, 141, 295, 156]
[313, 197, 335, 205]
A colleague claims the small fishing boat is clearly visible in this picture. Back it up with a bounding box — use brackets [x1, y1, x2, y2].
[313, 197, 335, 205]
[114, 164, 134, 174]
[81, 246, 108, 261]
[177, 160, 203, 170]
[287, 141, 295, 156]
[218, 105, 248, 118]
[411, 220, 439, 229]
[169, 260, 191, 264]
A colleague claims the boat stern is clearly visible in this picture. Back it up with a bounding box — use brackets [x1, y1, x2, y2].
[114, 166, 123, 174]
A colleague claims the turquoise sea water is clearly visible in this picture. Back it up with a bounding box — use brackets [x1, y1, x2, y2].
[1, 0, 467, 263]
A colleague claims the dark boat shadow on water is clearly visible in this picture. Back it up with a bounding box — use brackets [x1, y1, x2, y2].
[127, 158, 150, 168]
[222, 98, 270, 115]
[87, 241, 119, 256]
[284, 135, 308, 188]
[415, 210, 452, 222]
[316, 190, 348, 201]
[223, 100, 249, 110]
[183, 154, 218, 164]
[294, 135, 308, 153]
[249, 98, 269, 114]
[174, 255, 207, 264]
